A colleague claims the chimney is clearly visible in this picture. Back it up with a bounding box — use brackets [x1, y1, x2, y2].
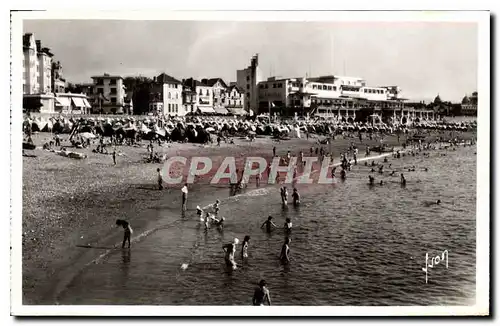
[35, 40, 41, 51]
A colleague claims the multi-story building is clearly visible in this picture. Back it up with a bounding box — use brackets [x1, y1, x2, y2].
[91, 73, 128, 114]
[201, 78, 228, 114]
[51, 61, 66, 93]
[257, 74, 408, 122]
[22, 33, 39, 95]
[149, 73, 184, 116]
[36, 40, 53, 94]
[225, 84, 246, 115]
[183, 78, 214, 114]
[461, 91, 478, 116]
[236, 54, 263, 113]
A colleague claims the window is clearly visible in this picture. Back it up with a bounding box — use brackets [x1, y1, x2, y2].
[327, 86, 332, 91]
[199, 89, 203, 96]
[214, 98, 218, 104]
[265, 84, 268, 89]
[312, 85, 317, 90]
[246, 76, 250, 81]
[110, 87, 117, 95]
[168, 92, 171, 99]
[247, 92, 250, 98]
[333, 86, 337, 91]
[111, 97, 116, 103]
[278, 83, 283, 88]
[323, 85, 327, 90]
[96, 80, 104, 86]
[273, 84, 276, 88]
[259, 84, 264, 89]
[176, 93, 179, 99]
[247, 84, 250, 90]
[168, 103, 171, 112]
[206, 89, 210, 96]
[110, 79, 116, 86]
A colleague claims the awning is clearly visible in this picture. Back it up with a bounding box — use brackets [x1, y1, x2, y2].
[55, 97, 71, 107]
[214, 107, 228, 114]
[197, 107, 215, 114]
[228, 108, 247, 116]
[71, 97, 86, 108]
[82, 98, 92, 108]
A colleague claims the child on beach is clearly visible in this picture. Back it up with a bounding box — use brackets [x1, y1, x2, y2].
[261, 216, 278, 233]
[241, 235, 250, 259]
[116, 219, 133, 249]
[280, 238, 291, 264]
[181, 184, 188, 211]
[157, 168, 163, 190]
[213, 199, 221, 215]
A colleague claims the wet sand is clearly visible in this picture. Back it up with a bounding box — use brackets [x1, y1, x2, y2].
[21, 130, 473, 304]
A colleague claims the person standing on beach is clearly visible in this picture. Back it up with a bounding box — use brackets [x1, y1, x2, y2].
[261, 216, 278, 233]
[273, 146, 276, 157]
[181, 184, 188, 211]
[281, 187, 288, 205]
[353, 147, 358, 165]
[116, 219, 133, 249]
[400, 173, 406, 186]
[112, 148, 117, 165]
[157, 168, 163, 190]
[253, 280, 271, 306]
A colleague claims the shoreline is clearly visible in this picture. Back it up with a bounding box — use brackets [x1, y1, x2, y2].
[21, 130, 475, 304]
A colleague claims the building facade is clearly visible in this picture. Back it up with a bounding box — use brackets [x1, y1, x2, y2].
[236, 54, 263, 113]
[36, 40, 53, 94]
[91, 74, 128, 114]
[183, 78, 214, 114]
[461, 91, 478, 116]
[257, 74, 411, 123]
[23, 33, 39, 95]
[202, 78, 228, 114]
[51, 61, 66, 93]
[149, 73, 184, 116]
[225, 84, 246, 115]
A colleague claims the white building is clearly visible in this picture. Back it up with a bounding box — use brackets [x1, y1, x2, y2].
[150, 73, 184, 116]
[183, 78, 214, 114]
[225, 84, 246, 115]
[202, 78, 228, 114]
[236, 54, 263, 113]
[91, 74, 128, 114]
[36, 40, 53, 94]
[22, 33, 40, 95]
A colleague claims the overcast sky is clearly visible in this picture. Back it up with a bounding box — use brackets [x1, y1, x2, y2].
[23, 20, 477, 102]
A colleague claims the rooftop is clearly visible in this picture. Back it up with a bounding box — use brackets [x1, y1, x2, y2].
[155, 73, 182, 84]
[91, 73, 124, 80]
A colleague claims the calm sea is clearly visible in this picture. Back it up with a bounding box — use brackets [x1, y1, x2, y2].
[57, 144, 476, 305]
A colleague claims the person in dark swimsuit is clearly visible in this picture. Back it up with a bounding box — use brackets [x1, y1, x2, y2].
[116, 219, 132, 248]
[241, 235, 250, 259]
[261, 216, 278, 233]
[284, 218, 293, 233]
[292, 188, 300, 206]
[253, 280, 271, 306]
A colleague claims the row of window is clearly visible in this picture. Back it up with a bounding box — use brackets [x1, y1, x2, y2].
[168, 103, 179, 113]
[259, 83, 284, 89]
[312, 84, 337, 91]
[363, 88, 385, 94]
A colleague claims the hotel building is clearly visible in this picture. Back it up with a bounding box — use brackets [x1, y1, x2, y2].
[257, 74, 433, 124]
[91, 74, 129, 114]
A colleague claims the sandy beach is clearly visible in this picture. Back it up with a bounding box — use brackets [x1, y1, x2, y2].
[22, 130, 473, 304]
